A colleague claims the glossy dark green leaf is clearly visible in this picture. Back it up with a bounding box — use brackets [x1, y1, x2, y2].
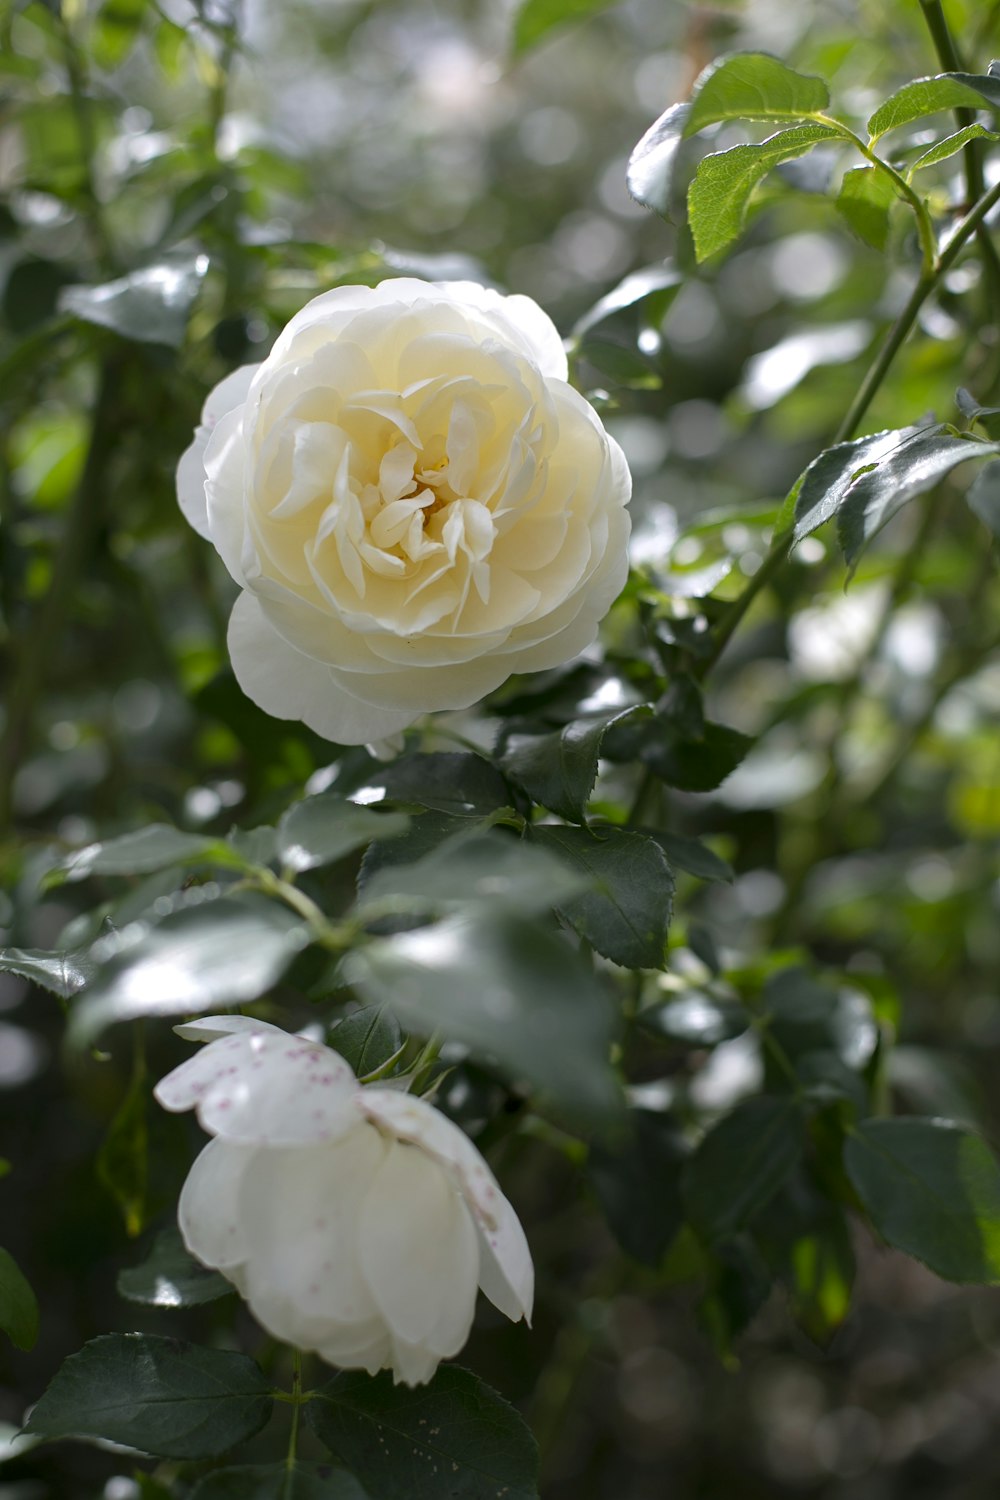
[836, 166, 898, 251]
[589, 1109, 687, 1265]
[349, 910, 621, 1124]
[646, 831, 733, 883]
[699, 1235, 772, 1355]
[683, 52, 831, 134]
[25, 1334, 274, 1458]
[512, 0, 615, 55]
[59, 254, 208, 348]
[190, 1463, 366, 1499]
[0, 1247, 39, 1351]
[683, 1096, 804, 1241]
[69, 895, 309, 1045]
[366, 753, 511, 817]
[55, 824, 219, 882]
[496, 706, 650, 823]
[868, 73, 1000, 143]
[0, 946, 96, 998]
[327, 1006, 404, 1080]
[638, 991, 748, 1047]
[792, 423, 1000, 564]
[688, 124, 842, 262]
[358, 828, 586, 917]
[845, 1117, 1000, 1283]
[627, 102, 690, 216]
[308, 1365, 539, 1500]
[531, 825, 673, 969]
[117, 1228, 232, 1308]
[639, 720, 755, 794]
[277, 795, 409, 873]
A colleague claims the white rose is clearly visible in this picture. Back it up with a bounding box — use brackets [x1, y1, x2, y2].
[177, 278, 631, 744]
[154, 1016, 533, 1387]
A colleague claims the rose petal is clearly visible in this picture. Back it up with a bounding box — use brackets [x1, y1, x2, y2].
[358, 1139, 479, 1353]
[227, 591, 418, 745]
[176, 364, 259, 537]
[154, 1030, 359, 1145]
[360, 1087, 533, 1322]
[178, 1136, 255, 1272]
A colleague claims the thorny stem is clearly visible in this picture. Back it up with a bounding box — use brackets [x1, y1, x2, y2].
[701, 172, 1000, 678]
[917, 1, 1000, 322]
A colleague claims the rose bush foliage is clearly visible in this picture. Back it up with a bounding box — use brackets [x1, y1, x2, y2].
[177, 278, 631, 743]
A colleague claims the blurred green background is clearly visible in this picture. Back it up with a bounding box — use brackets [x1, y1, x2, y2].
[4, 0, 1000, 1495]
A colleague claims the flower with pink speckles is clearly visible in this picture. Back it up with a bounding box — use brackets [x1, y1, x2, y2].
[154, 1015, 533, 1386]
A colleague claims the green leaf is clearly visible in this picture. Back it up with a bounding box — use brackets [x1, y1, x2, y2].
[0, 946, 95, 998]
[589, 1110, 687, 1265]
[307, 1365, 539, 1500]
[277, 795, 409, 873]
[623, 716, 754, 794]
[496, 707, 650, 823]
[683, 52, 831, 134]
[627, 102, 690, 216]
[868, 73, 1000, 144]
[788, 1211, 854, 1345]
[967, 458, 1000, 536]
[92, 0, 148, 70]
[910, 123, 999, 171]
[646, 831, 734, 884]
[793, 423, 1000, 565]
[358, 828, 587, 918]
[59, 254, 208, 349]
[190, 1463, 365, 1499]
[366, 753, 511, 817]
[328, 1006, 404, 1080]
[25, 1334, 274, 1459]
[0, 1247, 39, 1351]
[97, 1062, 148, 1237]
[54, 824, 219, 882]
[957, 386, 1000, 439]
[530, 825, 673, 969]
[699, 1235, 772, 1354]
[836, 165, 899, 251]
[683, 1096, 804, 1241]
[572, 265, 682, 339]
[513, 0, 616, 55]
[349, 910, 621, 1124]
[688, 124, 842, 262]
[844, 1117, 1000, 1283]
[117, 1228, 232, 1308]
[637, 992, 748, 1047]
[69, 895, 309, 1046]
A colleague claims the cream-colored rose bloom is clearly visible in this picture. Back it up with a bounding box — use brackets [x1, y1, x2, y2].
[177, 278, 631, 744]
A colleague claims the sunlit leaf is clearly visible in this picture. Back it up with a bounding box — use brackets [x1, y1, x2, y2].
[868, 73, 1000, 143]
[688, 124, 842, 262]
[683, 52, 831, 134]
[277, 795, 409, 873]
[0, 946, 96, 998]
[627, 102, 690, 216]
[836, 166, 899, 251]
[909, 123, 999, 172]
